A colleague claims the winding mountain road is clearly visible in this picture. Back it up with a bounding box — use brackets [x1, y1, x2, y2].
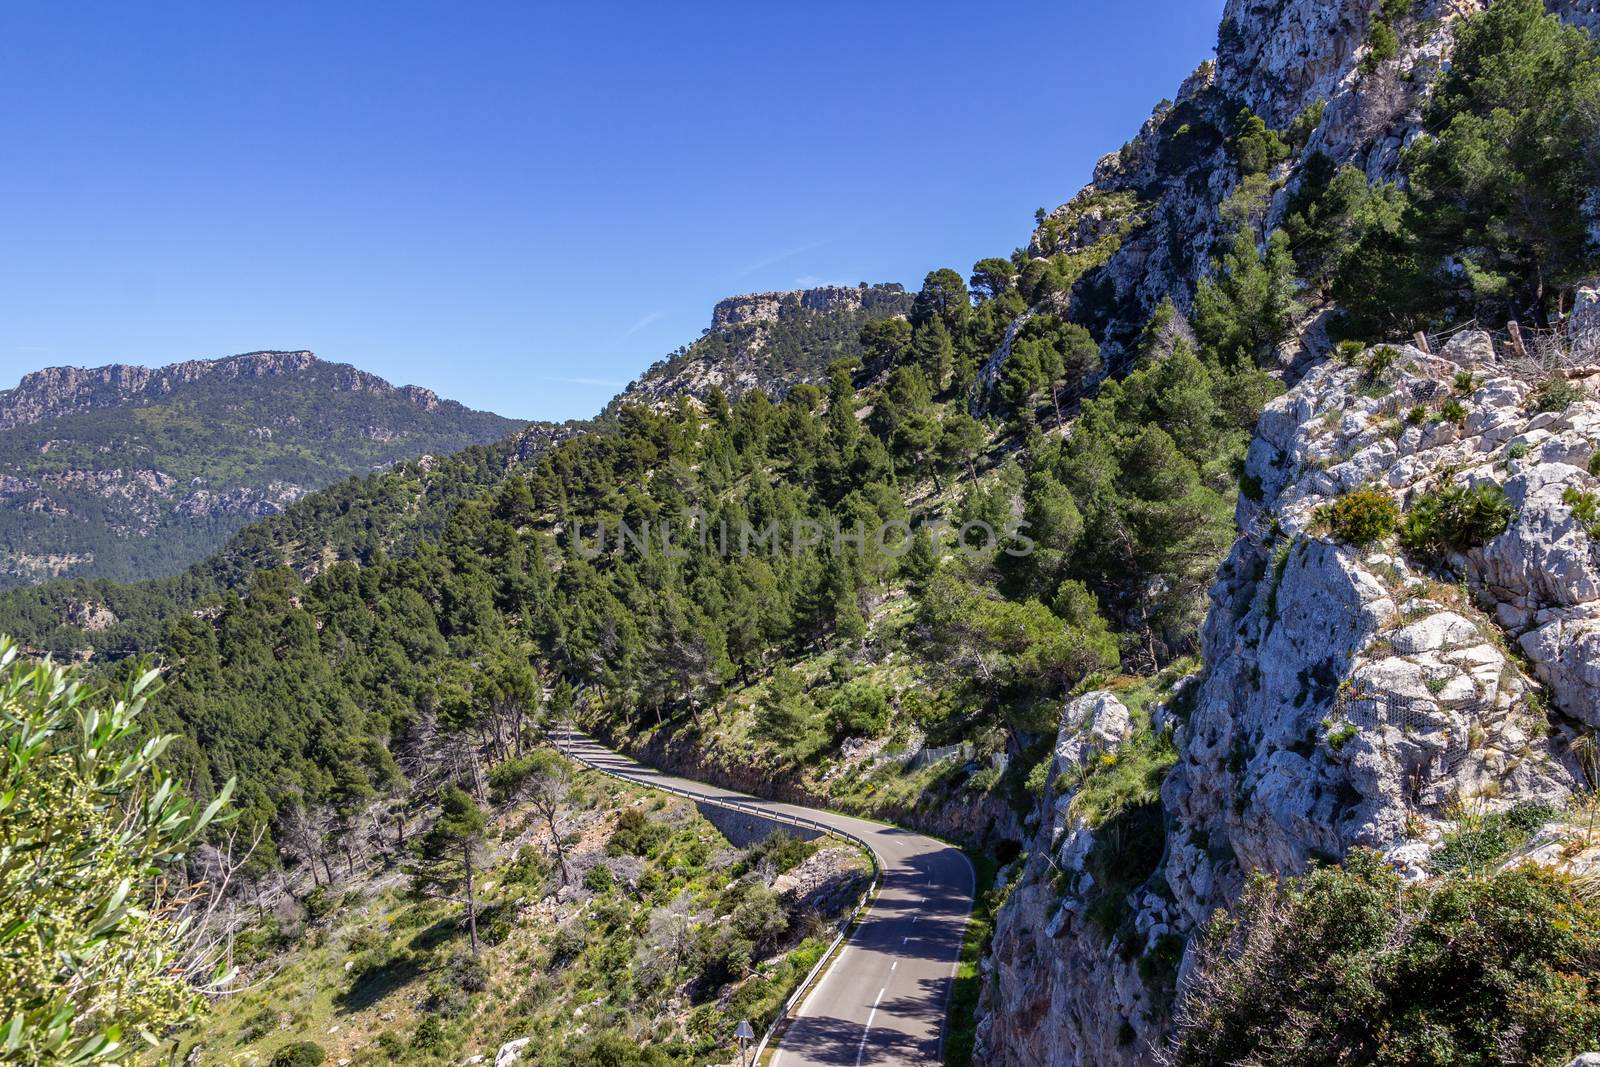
[553, 732, 975, 1067]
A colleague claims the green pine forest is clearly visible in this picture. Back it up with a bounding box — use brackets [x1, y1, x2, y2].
[8, 2, 1600, 1064]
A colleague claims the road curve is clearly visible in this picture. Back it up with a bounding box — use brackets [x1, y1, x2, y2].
[554, 732, 975, 1067]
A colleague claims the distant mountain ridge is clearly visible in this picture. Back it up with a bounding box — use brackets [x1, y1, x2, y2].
[0, 350, 465, 429]
[0, 349, 529, 587]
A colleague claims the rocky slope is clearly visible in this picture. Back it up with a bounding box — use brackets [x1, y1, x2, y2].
[1021, 0, 1600, 372]
[977, 329, 1600, 1063]
[0, 350, 528, 586]
[968, 3, 1600, 1055]
[607, 283, 911, 411]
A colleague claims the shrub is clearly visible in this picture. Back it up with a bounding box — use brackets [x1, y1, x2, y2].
[1400, 483, 1515, 557]
[1590, 451, 1600, 476]
[548, 921, 586, 965]
[1173, 851, 1600, 1066]
[1067, 717, 1178, 831]
[826, 681, 891, 738]
[743, 830, 815, 876]
[435, 947, 488, 993]
[1431, 801, 1557, 874]
[1565, 486, 1600, 537]
[1326, 723, 1358, 751]
[1454, 370, 1476, 393]
[1364, 344, 1400, 379]
[303, 886, 336, 922]
[1405, 404, 1426, 425]
[1328, 488, 1400, 546]
[1232, 108, 1288, 175]
[1362, 19, 1400, 72]
[584, 863, 615, 893]
[1334, 339, 1367, 364]
[412, 1016, 446, 1052]
[1438, 398, 1469, 424]
[608, 807, 669, 857]
[502, 843, 550, 886]
[1083, 798, 1167, 943]
[270, 1043, 326, 1067]
[967, 765, 1002, 793]
[1530, 376, 1582, 412]
[476, 900, 515, 946]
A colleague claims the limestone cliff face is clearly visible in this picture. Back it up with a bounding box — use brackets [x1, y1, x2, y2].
[977, 336, 1599, 1063]
[977, 2, 1600, 1051]
[707, 285, 889, 331]
[609, 283, 912, 410]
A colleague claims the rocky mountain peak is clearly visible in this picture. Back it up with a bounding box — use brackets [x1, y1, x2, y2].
[708, 283, 905, 332]
[609, 283, 913, 412]
[1018, 0, 1599, 373]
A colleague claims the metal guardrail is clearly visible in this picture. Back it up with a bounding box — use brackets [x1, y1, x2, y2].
[549, 730, 883, 1066]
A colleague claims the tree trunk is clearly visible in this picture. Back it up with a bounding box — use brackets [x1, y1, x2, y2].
[546, 810, 571, 885]
[463, 843, 480, 955]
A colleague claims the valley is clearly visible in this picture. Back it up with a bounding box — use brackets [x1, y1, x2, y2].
[9, 1, 1600, 1066]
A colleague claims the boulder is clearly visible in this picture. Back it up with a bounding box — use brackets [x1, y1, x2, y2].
[495, 1038, 531, 1067]
[1440, 329, 1497, 367]
[1052, 692, 1132, 779]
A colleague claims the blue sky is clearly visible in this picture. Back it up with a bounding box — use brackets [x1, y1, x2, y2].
[0, 1, 1224, 423]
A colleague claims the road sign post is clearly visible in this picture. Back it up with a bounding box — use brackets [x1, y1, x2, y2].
[734, 1018, 755, 1067]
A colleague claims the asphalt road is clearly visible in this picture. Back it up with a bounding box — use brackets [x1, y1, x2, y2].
[553, 732, 975, 1067]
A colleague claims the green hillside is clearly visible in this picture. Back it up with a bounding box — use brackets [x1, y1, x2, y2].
[0, 350, 529, 587]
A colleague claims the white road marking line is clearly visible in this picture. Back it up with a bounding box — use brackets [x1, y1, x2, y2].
[875, 987, 886, 1006]
[890, 960, 898, 971]
[855, 1007, 879, 1066]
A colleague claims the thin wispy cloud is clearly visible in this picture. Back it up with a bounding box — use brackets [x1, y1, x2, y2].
[733, 237, 835, 280]
[622, 311, 665, 337]
[542, 375, 627, 388]
[793, 274, 851, 289]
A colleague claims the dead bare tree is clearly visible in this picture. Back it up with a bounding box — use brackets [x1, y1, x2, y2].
[502, 748, 575, 886]
[277, 800, 334, 888]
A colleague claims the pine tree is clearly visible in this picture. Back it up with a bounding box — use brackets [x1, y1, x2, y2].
[912, 317, 955, 392]
[1194, 225, 1302, 367]
[409, 785, 488, 954]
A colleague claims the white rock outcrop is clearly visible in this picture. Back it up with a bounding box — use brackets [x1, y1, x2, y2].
[977, 344, 1597, 1064]
[493, 1037, 531, 1067]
